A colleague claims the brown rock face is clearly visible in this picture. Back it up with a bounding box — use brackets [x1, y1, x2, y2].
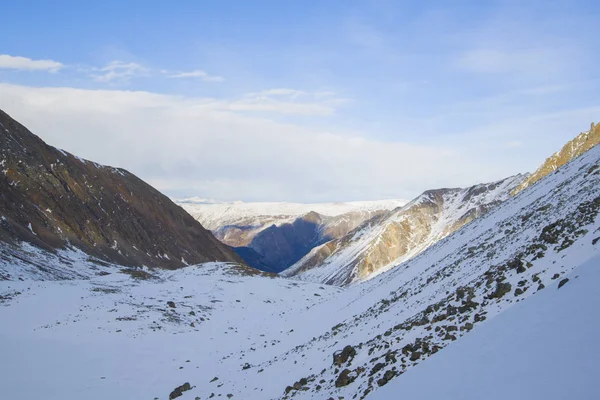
[284, 175, 526, 285]
[512, 122, 600, 196]
[0, 109, 241, 270]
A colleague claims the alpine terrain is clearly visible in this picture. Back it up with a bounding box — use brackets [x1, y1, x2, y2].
[283, 174, 527, 285]
[178, 199, 407, 273]
[1, 110, 599, 400]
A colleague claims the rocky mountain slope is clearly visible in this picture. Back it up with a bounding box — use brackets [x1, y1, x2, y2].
[0, 109, 241, 274]
[178, 199, 406, 273]
[370, 253, 600, 400]
[512, 121, 600, 196]
[1, 123, 599, 400]
[283, 174, 526, 285]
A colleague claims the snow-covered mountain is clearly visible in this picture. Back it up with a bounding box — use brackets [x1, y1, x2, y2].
[2, 124, 599, 400]
[176, 199, 409, 231]
[177, 199, 407, 272]
[0, 109, 241, 272]
[283, 174, 526, 285]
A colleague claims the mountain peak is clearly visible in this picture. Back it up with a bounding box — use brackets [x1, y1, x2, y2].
[512, 122, 600, 196]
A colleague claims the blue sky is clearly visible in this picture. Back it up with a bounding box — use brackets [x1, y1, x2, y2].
[1, 0, 599, 202]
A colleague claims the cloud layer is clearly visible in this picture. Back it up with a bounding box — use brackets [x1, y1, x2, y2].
[91, 61, 148, 83]
[0, 54, 63, 72]
[168, 69, 224, 82]
[0, 82, 507, 202]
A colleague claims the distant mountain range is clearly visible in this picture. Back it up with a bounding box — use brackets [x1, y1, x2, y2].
[177, 199, 407, 272]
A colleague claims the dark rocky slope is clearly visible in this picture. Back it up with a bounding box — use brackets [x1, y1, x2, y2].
[0, 109, 242, 270]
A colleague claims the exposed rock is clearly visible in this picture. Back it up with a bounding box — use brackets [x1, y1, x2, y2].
[335, 369, 356, 388]
[370, 362, 386, 376]
[490, 282, 512, 299]
[169, 382, 191, 400]
[558, 278, 570, 289]
[333, 345, 357, 366]
[377, 370, 396, 387]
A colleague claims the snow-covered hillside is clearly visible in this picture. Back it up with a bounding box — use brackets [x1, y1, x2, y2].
[0, 262, 341, 400]
[371, 253, 600, 400]
[284, 174, 526, 285]
[2, 133, 599, 400]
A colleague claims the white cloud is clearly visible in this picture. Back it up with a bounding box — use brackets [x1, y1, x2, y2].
[0, 54, 63, 72]
[233, 88, 347, 115]
[91, 61, 147, 83]
[0, 82, 504, 202]
[245, 88, 307, 98]
[455, 48, 565, 76]
[168, 69, 224, 82]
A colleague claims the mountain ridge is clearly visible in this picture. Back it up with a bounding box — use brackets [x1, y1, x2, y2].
[283, 174, 527, 285]
[512, 121, 600, 196]
[0, 108, 242, 275]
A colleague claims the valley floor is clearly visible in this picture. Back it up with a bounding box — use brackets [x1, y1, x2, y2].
[0, 263, 343, 400]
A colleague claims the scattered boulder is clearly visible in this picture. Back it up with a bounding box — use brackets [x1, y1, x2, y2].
[167, 301, 176, 308]
[370, 362, 386, 376]
[335, 369, 356, 387]
[377, 370, 396, 387]
[169, 382, 191, 400]
[558, 278, 569, 289]
[461, 322, 474, 331]
[490, 282, 512, 299]
[333, 345, 357, 366]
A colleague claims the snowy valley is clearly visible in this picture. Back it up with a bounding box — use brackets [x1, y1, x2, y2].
[1, 110, 600, 399]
